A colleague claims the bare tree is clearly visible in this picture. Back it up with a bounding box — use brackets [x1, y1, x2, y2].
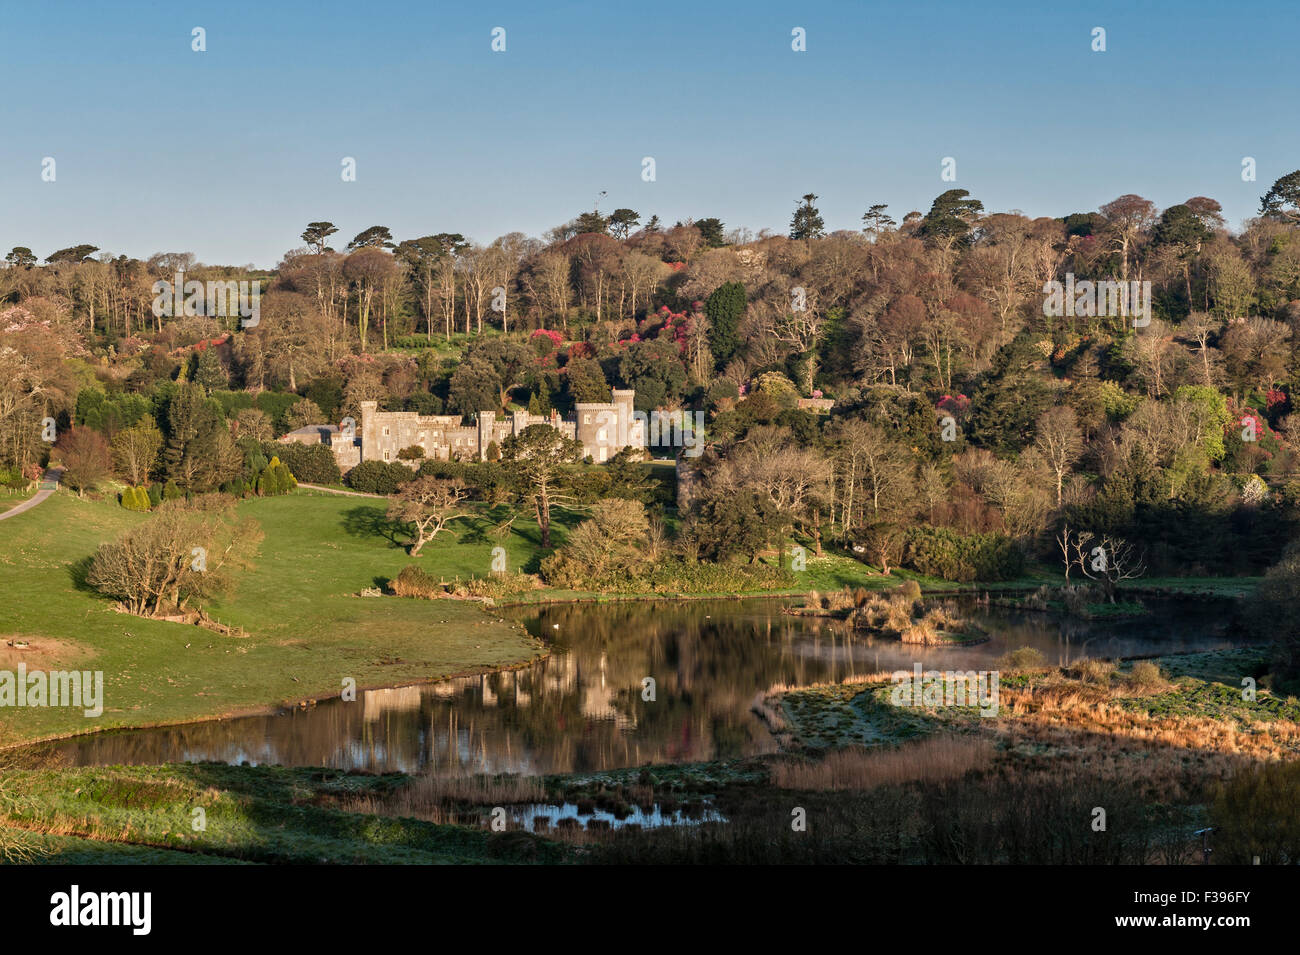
[1072, 531, 1146, 602]
[387, 476, 470, 555]
[1034, 406, 1083, 506]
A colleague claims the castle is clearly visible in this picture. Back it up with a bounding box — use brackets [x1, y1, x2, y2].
[281, 389, 644, 473]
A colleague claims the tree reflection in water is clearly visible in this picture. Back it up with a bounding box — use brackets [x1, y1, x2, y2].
[50, 596, 1243, 773]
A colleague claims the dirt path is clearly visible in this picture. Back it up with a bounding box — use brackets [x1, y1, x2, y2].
[296, 483, 386, 499]
[0, 468, 61, 522]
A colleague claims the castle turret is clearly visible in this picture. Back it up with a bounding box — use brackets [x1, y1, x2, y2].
[359, 401, 378, 462]
[477, 411, 496, 461]
[612, 389, 636, 449]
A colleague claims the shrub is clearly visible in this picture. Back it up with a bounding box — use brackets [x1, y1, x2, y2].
[1071, 658, 1117, 685]
[162, 480, 183, 501]
[1126, 660, 1167, 691]
[996, 646, 1046, 672]
[449, 573, 542, 599]
[119, 485, 152, 511]
[347, 460, 413, 494]
[895, 579, 922, 602]
[642, 558, 795, 595]
[0, 466, 29, 490]
[389, 565, 445, 599]
[270, 441, 342, 485]
[397, 445, 426, 461]
[255, 456, 297, 496]
[147, 483, 163, 507]
[902, 527, 1024, 581]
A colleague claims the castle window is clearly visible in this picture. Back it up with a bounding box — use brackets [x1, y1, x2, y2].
[383, 449, 391, 461]
[583, 414, 591, 424]
[382, 427, 390, 437]
[597, 429, 607, 442]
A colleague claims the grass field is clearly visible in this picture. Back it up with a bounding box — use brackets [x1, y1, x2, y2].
[0, 488, 36, 515]
[0, 490, 545, 745]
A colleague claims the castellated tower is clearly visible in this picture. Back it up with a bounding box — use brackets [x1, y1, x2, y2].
[477, 411, 495, 461]
[612, 388, 635, 448]
[359, 401, 379, 462]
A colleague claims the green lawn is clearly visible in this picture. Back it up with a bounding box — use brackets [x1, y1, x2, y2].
[0, 490, 545, 745]
[0, 488, 36, 514]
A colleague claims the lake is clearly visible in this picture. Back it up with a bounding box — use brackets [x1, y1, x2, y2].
[47, 595, 1249, 773]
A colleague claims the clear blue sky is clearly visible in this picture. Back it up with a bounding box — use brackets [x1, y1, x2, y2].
[2, 0, 1295, 267]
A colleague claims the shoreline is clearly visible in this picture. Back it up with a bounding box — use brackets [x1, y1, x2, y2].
[4, 651, 551, 754]
[5, 581, 1255, 754]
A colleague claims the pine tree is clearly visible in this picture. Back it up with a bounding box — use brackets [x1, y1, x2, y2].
[789, 193, 825, 240]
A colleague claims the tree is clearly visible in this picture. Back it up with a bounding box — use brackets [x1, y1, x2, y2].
[190, 346, 228, 393]
[397, 235, 461, 338]
[343, 247, 397, 350]
[1153, 204, 1210, 305]
[301, 222, 339, 254]
[1068, 530, 1146, 602]
[565, 357, 611, 404]
[255, 456, 297, 496]
[286, 398, 325, 432]
[1260, 170, 1300, 223]
[540, 499, 648, 588]
[232, 408, 273, 442]
[388, 476, 470, 555]
[347, 226, 395, 250]
[1098, 194, 1156, 284]
[789, 194, 825, 240]
[618, 339, 687, 411]
[45, 245, 99, 265]
[111, 421, 162, 486]
[607, 208, 640, 240]
[55, 427, 111, 494]
[1033, 406, 1083, 506]
[500, 424, 583, 548]
[574, 210, 608, 234]
[4, 247, 36, 268]
[695, 217, 726, 248]
[861, 204, 896, 238]
[704, 281, 745, 366]
[712, 425, 833, 566]
[85, 497, 261, 617]
[918, 190, 983, 248]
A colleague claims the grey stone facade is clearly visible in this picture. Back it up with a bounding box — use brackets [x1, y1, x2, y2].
[283, 389, 643, 474]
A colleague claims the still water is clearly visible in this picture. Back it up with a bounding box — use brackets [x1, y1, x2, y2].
[49, 596, 1247, 773]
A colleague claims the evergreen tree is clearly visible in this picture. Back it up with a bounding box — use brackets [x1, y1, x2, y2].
[705, 281, 746, 367]
[789, 194, 825, 240]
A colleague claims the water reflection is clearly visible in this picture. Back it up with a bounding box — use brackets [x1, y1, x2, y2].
[50, 596, 1247, 773]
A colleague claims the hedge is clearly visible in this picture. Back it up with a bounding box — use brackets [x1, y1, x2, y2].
[902, 526, 1024, 582]
[347, 460, 414, 494]
[267, 441, 342, 485]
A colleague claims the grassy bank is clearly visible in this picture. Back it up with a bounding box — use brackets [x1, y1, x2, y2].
[1, 763, 568, 864]
[0, 491, 544, 745]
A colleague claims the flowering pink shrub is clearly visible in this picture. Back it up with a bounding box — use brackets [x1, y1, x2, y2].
[937, 394, 971, 417]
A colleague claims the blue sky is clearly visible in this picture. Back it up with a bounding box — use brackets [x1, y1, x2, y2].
[2, 0, 1295, 267]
